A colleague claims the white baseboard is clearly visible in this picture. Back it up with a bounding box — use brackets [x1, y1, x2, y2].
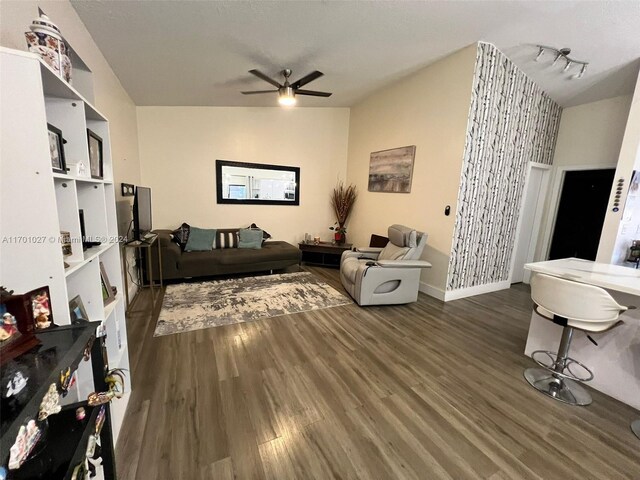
[444, 280, 511, 301]
[419, 281, 446, 301]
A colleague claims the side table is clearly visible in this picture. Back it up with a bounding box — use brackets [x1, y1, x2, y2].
[298, 241, 353, 268]
[122, 234, 162, 315]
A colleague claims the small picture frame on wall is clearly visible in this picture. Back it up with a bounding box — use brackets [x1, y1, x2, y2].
[87, 129, 103, 180]
[100, 262, 116, 306]
[47, 123, 66, 174]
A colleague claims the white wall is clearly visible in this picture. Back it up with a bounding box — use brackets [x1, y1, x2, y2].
[536, 95, 632, 260]
[598, 68, 640, 263]
[345, 45, 477, 295]
[136, 107, 350, 244]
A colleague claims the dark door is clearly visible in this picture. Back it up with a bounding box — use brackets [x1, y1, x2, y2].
[549, 169, 615, 260]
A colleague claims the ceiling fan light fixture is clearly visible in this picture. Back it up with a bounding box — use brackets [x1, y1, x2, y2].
[278, 86, 296, 107]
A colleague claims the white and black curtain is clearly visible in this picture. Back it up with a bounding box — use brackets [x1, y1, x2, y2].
[446, 42, 562, 291]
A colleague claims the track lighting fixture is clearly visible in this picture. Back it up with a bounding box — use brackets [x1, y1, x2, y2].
[535, 45, 588, 79]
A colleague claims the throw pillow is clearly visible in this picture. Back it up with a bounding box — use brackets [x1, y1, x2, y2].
[238, 228, 263, 249]
[171, 223, 191, 250]
[184, 227, 217, 252]
[215, 229, 239, 249]
[250, 223, 272, 243]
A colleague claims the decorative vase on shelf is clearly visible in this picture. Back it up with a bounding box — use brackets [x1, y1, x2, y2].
[24, 8, 72, 83]
[334, 231, 346, 245]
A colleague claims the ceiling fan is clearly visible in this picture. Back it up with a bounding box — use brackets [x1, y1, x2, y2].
[241, 69, 332, 106]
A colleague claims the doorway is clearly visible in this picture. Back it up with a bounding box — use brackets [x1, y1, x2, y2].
[511, 164, 550, 284]
[548, 169, 615, 260]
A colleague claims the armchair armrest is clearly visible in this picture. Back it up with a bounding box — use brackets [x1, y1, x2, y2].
[341, 250, 379, 263]
[356, 247, 384, 254]
[376, 260, 432, 269]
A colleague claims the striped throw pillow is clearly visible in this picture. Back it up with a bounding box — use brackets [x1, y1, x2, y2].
[215, 229, 239, 249]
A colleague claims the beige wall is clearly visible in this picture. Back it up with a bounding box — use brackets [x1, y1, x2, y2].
[0, 0, 141, 227]
[136, 107, 350, 244]
[551, 95, 631, 169]
[345, 45, 477, 293]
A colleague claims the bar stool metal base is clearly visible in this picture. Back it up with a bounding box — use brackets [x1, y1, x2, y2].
[524, 368, 592, 406]
[632, 420, 640, 439]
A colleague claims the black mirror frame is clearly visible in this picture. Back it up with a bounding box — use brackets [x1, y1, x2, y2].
[216, 159, 300, 206]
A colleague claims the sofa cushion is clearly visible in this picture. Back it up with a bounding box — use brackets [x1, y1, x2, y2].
[238, 228, 263, 249]
[184, 227, 217, 252]
[216, 229, 239, 249]
[171, 223, 191, 250]
[217, 241, 299, 265]
[250, 223, 272, 243]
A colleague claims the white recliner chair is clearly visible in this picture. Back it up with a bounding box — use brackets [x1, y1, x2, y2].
[340, 225, 431, 306]
[524, 273, 629, 406]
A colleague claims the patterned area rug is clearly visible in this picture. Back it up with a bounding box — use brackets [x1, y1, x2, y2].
[154, 272, 352, 336]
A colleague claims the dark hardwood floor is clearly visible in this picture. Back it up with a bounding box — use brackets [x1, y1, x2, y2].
[116, 266, 640, 479]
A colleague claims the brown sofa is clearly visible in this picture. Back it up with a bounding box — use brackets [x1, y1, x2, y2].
[149, 229, 301, 281]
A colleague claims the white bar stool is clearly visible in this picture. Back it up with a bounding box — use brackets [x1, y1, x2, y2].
[524, 273, 628, 406]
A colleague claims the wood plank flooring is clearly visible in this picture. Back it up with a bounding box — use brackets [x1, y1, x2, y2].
[116, 266, 640, 479]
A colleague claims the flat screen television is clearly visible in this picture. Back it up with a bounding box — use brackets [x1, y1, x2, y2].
[133, 186, 152, 241]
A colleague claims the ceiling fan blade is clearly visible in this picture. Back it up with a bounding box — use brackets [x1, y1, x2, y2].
[291, 71, 324, 89]
[241, 90, 279, 95]
[295, 89, 332, 97]
[248, 69, 282, 88]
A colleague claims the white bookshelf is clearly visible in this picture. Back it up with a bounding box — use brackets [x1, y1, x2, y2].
[0, 47, 131, 444]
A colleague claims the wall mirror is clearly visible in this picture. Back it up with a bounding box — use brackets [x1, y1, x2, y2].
[216, 160, 300, 206]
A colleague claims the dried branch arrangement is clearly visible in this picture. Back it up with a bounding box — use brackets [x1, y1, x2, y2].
[330, 182, 358, 228]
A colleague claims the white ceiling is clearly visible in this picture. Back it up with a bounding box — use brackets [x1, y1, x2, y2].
[70, 1, 640, 108]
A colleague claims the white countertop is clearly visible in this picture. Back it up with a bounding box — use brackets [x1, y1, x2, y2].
[525, 258, 640, 296]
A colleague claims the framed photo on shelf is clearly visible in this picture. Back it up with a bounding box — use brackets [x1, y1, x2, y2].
[47, 123, 66, 174]
[87, 129, 103, 180]
[69, 295, 89, 323]
[100, 262, 116, 306]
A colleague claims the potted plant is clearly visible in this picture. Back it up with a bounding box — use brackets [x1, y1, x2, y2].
[330, 181, 357, 244]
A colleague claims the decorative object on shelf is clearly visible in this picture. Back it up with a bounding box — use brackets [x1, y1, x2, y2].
[75, 406, 86, 421]
[87, 129, 104, 180]
[1, 363, 29, 399]
[37, 383, 61, 420]
[313, 236, 320, 245]
[121, 183, 135, 196]
[76, 161, 87, 177]
[534, 45, 588, 79]
[59, 366, 72, 395]
[1, 288, 41, 364]
[330, 181, 357, 244]
[24, 9, 72, 83]
[31, 288, 53, 330]
[368, 145, 416, 193]
[70, 461, 87, 480]
[60, 230, 72, 257]
[83, 334, 95, 361]
[47, 123, 66, 174]
[100, 262, 116, 306]
[0, 312, 18, 342]
[329, 223, 347, 245]
[2, 286, 55, 335]
[8, 419, 41, 470]
[69, 295, 89, 324]
[87, 368, 126, 406]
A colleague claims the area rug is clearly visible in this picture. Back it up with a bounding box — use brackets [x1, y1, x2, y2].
[154, 272, 352, 336]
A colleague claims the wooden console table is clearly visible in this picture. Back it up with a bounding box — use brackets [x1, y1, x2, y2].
[298, 242, 353, 268]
